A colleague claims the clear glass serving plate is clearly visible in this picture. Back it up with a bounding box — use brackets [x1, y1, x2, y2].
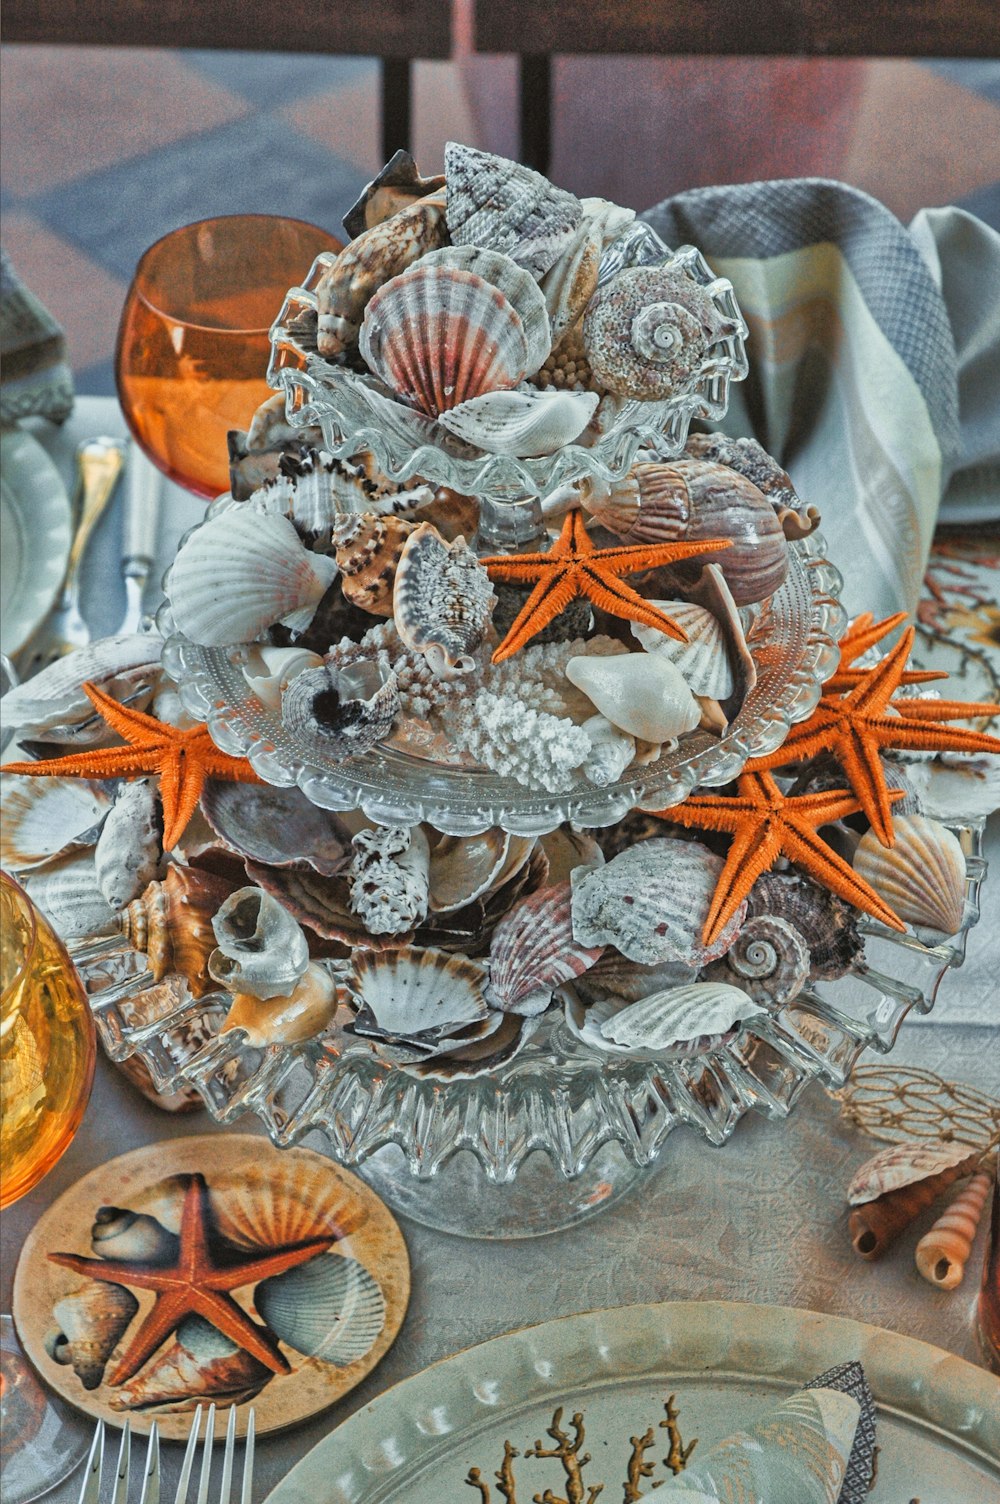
[161, 531, 844, 837]
[74, 819, 986, 1240]
[266, 237, 749, 512]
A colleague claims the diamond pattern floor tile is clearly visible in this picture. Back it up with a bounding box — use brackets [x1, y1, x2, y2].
[1, 211, 128, 371]
[185, 47, 377, 103]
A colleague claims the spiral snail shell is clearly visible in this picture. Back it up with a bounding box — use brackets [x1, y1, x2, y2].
[703, 914, 810, 1005]
[117, 865, 237, 999]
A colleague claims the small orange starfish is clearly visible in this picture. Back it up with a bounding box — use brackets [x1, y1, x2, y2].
[748, 628, 1000, 845]
[479, 507, 731, 663]
[49, 1173, 333, 1385]
[647, 770, 906, 947]
[3, 682, 262, 850]
[823, 612, 946, 694]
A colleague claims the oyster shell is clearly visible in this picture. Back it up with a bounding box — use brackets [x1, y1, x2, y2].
[244, 859, 403, 952]
[0, 634, 161, 744]
[565, 651, 701, 744]
[94, 779, 164, 909]
[169, 511, 338, 646]
[209, 886, 310, 999]
[444, 141, 582, 277]
[631, 599, 734, 698]
[255, 1253, 384, 1366]
[279, 658, 399, 761]
[600, 980, 766, 1057]
[540, 196, 635, 344]
[427, 828, 535, 914]
[200, 779, 351, 878]
[47, 1283, 139, 1391]
[0, 774, 109, 871]
[222, 962, 339, 1047]
[486, 881, 604, 1017]
[109, 1314, 271, 1413]
[332, 512, 416, 617]
[393, 523, 495, 677]
[437, 385, 599, 457]
[570, 837, 747, 967]
[348, 824, 431, 935]
[703, 914, 809, 1005]
[119, 865, 236, 997]
[853, 814, 966, 936]
[848, 1138, 978, 1206]
[347, 945, 490, 1039]
[22, 851, 117, 939]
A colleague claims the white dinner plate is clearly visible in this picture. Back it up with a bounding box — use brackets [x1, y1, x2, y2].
[0, 426, 72, 658]
[265, 1300, 1000, 1504]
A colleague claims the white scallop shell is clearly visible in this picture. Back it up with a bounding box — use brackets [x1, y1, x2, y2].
[0, 774, 109, 871]
[565, 652, 701, 744]
[580, 714, 636, 787]
[22, 850, 117, 938]
[420, 246, 551, 373]
[348, 945, 489, 1037]
[427, 829, 535, 913]
[853, 814, 967, 935]
[444, 141, 582, 277]
[168, 511, 337, 646]
[94, 779, 164, 909]
[600, 980, 765, 1055]
[0, 634, 162, 743]
[631, 600, 734, 698]
[209, 886, 310, 999]
[392, 523, 495, 677]
[848, 1138, 977, 1207]
[437, 386, 599, 457]
[486, 881, 604, 1017]
[255, 1253, 385, 1366]
[241, 645, 325, 711]
[570, 837, 746, 967]
[360, 262, 529, 415]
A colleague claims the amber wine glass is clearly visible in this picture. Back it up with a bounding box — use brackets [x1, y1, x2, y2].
[115, 214, 340, 499]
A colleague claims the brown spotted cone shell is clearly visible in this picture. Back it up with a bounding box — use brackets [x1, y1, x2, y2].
[118, 865, 237, 999]
[333, 512, 416, 616]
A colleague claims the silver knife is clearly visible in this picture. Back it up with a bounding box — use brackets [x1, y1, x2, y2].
[117, 446, 164, 634]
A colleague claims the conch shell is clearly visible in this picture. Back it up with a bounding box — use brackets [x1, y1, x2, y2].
[392, 523, 496, 677]
[118, 865, 236, 998]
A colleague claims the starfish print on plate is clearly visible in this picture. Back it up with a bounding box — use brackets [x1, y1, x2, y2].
[647, 770, 907, 946]
[748, 627, 1000, 845]
[3, 682, 262, 850]
[823, 612, 946, 694]
[479, 507, 731, 663]
[48, 1172, 333, 1385]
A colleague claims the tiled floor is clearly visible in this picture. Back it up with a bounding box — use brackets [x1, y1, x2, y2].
[1, 40, 998, 396]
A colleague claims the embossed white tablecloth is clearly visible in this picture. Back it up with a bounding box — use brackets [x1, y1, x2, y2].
[4, 398, 999, 1500]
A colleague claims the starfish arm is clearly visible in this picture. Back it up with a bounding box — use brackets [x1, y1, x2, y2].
[782, 786, 872, 823]
[744, 710, 842, 771]
[480, 554, 553, 584]
[105, 1290, 197, 1386]
[2, 747, 166, 781]
[208, 1236, 334, 1291]
[200, 748, 264, 783]
[82, 682, 170, 744]
[836, 611, 907, 667]
[702, 819, 784, 946]
[595, 536, 732, 573]
[46, 1251, 172, 1292]
[781, 821, 906, 931]
[157, 752, 207, 853]
[648, 795, 754, 836]
[188, 1289, 291, 1375]
[871, 718, 1000, 757]
[490, 568, 577, 663]
[833, 728, 899, 847]
[842, 629, 915, 718]
[581, 568, 689, 640]
[176, 1175, 213, 1279]
[890, 698, 1000, 721]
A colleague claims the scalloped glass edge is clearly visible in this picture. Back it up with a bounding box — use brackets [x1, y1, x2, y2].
[160, 531, 845, 837]
[265, 243, 749, 500]
[72, 821, 986, 1185]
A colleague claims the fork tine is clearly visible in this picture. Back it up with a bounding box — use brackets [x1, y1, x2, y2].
[196, 1403, 216, 1504]
[78, 1419, 104, 1504]
[111, 1420, 132, 1504]
[173, 1405, 203, 1504]
[240, 1410, 255, 1504]
[218, 1406, 236, 1504]
[140, 1423, 161, 1504]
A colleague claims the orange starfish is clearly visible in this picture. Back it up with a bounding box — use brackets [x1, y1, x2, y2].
[3, 682, 262, 850]
[647, 770, 906, 947]
[49, 1173, 333, 1385]
[748, 628, 1000, 845]
[823, 612, 946, 694]
[479, 507, 731, 663]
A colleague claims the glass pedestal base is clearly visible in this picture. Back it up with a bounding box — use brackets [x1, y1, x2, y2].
[355, 1142, 652, 1240]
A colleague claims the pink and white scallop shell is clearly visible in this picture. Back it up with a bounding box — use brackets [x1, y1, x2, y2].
[847, 1138, 979, 1207]
[486, 882, 605, 1017]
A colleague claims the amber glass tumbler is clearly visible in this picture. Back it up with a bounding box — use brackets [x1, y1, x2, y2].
[977, 1155, 1000, 1373]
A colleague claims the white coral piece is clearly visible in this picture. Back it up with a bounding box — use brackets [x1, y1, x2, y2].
[442, 691, 591, 793]
[348, 825, 431, 934]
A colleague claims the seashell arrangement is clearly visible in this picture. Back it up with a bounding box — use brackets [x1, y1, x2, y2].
[118, 865, 237, 999]
[847, 1139, 980, 1260]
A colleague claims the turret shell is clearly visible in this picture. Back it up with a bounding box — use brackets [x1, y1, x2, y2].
[444, 141, 582, 277]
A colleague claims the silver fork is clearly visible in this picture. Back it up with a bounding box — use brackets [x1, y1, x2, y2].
[77, 1406, 253, 1504]
[78, 1419, 159, 1504]
[18, 435, 126, 678]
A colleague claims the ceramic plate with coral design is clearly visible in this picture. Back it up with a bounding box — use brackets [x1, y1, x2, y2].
[11, 1135, 409, 1439]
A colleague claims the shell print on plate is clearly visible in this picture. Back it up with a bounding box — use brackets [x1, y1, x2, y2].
[119, 864, 237, 999]
[392, 523, 496, 677]
[486, 882, 605, 1016]
[254, 1253, 385, 1367]
[333, 513, 416, 617]
[359, 262, 531, 416]
[168, 511, 338, 647]
[444, 141, 582, 277]
[46, 1283, 139, 1391]
[570, 837, 747, 967]
[599, 980, 766, 1059]
[631, 600, 734, 699]
[853, 814, 967, 936]
[279, 658, 399, 761]
[200, 779, 351, 877]
[209, 886, 310, 1000]
[347, 946, 490, 1039]
[436, 385, 599, 457]
[565, 652, 701, 744]
[109, 1314, 271, 1413]
[703, 914, 810, 1005]
[0, 774, 110, 872]
[582, 265, 738, 401]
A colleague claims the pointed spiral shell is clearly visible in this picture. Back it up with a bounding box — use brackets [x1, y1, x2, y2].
[915, 1166, 994, 1289]
[703, 914, 810, 1005]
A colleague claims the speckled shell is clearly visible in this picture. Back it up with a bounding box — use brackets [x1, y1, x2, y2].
[419, 246, 552, 372]
[848, 1138, 977, 1206]
[540, 197, 635, 344]
[853, 814, 967, 936]
[348, 945, 490, 1038]
[169, 511, 338, 646]
[118, 865, 236, 998]
[360, 262, 530, 415]
[437, 385, 599, 457]
[48, 1283, 139, 1391]
[486, 881, 604, 1017]
[343, 148, 445, 239]
[565, 651, 701, 744]
[108, 1313, 270, 1412]
[315, 189, 447, 357]
[280, 658, 399, 761]
[703, 914, 810, 1005]
[209, 886, 310, 1000]
[582, 266, 734, 400]
[0, 634, 161, 744]
[392, 523, 496, 676]
[22, 851, 117, 939]
[200, 779, 351, 877]
[600, 980, 766, 1057]
[746, 871, 863, 982]
[222, 962, 339, 1047]
[570, 837, 747, 968]
[348, 824, 431, 935]
[0, 774, 109, 871]
[245, 859, 404, 952]
[631, 600, 734, 698]
[444, 141, 582, 277]
[256, 1253, 385, 1366]
[94, 779, 163, 909]
[333, 512, 416, 616]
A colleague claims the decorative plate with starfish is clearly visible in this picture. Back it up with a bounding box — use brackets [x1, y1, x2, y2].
[12, 1136, 409, 1439]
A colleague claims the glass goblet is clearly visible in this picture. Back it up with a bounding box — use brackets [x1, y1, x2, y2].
[115, 214, 341, 500]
